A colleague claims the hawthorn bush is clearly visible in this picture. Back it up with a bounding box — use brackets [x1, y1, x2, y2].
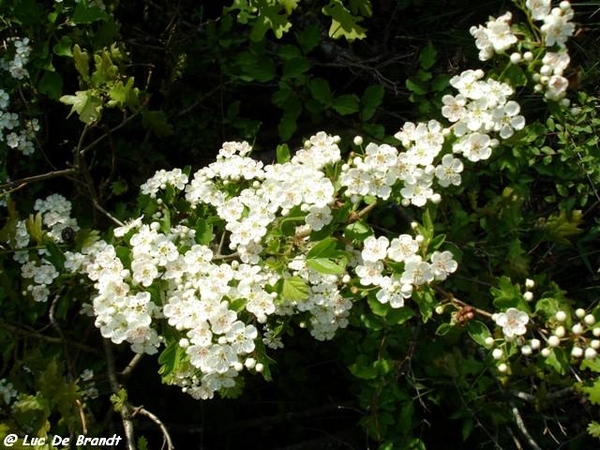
[1, 1, 600, 449]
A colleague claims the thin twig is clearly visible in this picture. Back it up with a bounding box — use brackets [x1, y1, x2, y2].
[79, 112, 141, 156]
[133, 407, 175, 450]
[509, 399, 543, 450]
[49, 294, 76, 380]
[434, 286, 493, 318]
[103, 340, 136, 450]
[75, 399, 89, 435]
[93, 199, 125, 226]
[0, 168, 77, 192]
[119, 354, 144, 379]
[1, 322, 100, 353]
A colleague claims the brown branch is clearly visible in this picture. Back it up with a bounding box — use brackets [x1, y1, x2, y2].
[1, 322, 100, 353]
[0, 168, 77, 192]
[79, 112, 140, 157]
[434, 286, 493, 318]
[119, 354, 144, 379]
[103, 340, 137, 450]
[509, 399, 543, 450]
[132, 407, 175, 450]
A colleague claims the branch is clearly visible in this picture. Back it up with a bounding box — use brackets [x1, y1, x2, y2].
[103, 340, 137, 450]
[433, 286, 493, 318]
[509, 399, 543, 450]
[1, 322, 99, 353]
[0, 168, 77, 193]
[119, 354, 144, 379]
[79, 112, 141, 156]
[133, 407, 175, 450]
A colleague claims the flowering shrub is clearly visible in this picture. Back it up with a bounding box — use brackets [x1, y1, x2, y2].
[1, 0, 600, 448]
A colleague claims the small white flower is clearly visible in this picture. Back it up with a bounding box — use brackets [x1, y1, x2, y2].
[494, 308, 529, 338]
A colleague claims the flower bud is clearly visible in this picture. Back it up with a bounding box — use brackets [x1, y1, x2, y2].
[521, 345, 532, 356]
[525, 278, 535, 289]
[492, 348, 503, 360]
[255, 363, 264, 373]
[571, 346, 583, 358]
[572, 323, 584, 334]
[555, 310, 567, 322]
[510, 53, 522, 64]
[548, 335, 560, 347]
[497, 363, 508, 373]
[523, 291, 534, 302]
[554, 326, 566, 338]
[584, 314, 596, 326]
[484, 336, 495, 346]
[576, 308, 586, 318]
[353, 136, 363, 146]
[523, 51, 533, 62]
[541, 348, 551, 357]
[530, 338, 541, 350]
[585, 348, 597, 360]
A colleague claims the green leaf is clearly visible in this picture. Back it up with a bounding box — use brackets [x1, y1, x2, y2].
[39, 71, 63, 100]
[504, 64, 528, 87]
[307, 256, 348, 275]
[349, 0, 373, 16]
[349, 355, 378, 380]
[278, 44, 303, 60]
[72, 2, 109, 23]
[309, 78, 333, 105]
[332, 94, 360, 115]
[361, 85, 384, 121]
[108, 77, 138, 108]
[367, 295, 389, 317]
[25, 213, 44, 245]
[344, 220, 372, 242]
[194, 219, 213, 246]
[544, 347, 569, 375]
[542, 209, 583, 245]
[158, 341, 183, 381]
[282, 58, 310, 79]
[281, 276, 310, 301]
[142, 110, 174, 137]
[412, 287, 435, 322]
[419, 42, 436, 70]
[406, 78, 427, 95]
[277, 96, 301, 140]
[276, 144, 291, 163]
[581, 377, 600, 405]
[45, 242, 65, 270]
[581, 359, 600, 373]
[587, 421, 600, 439]
[73, 44, 90, 82]
[322, 0, 367, 41]
[387, 306, 414, 325]
[491, 276, 530, 312]
[237, 51, 276, 82]
[466, 321, 492, 348]
[53, 35, 73, 57]
[296, 24, 320, 53]
[60, 91, 103, 124]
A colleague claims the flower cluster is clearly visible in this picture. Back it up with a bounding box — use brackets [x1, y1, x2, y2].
[471, 1, 575, 103]
[1, 37, 31, 80]
[356, 234, 457, 309]
[6, 194, 79, 302]
[0, 87, 39, 156]
[66, 127, 469, 399]
[0, 379, 18, 405]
